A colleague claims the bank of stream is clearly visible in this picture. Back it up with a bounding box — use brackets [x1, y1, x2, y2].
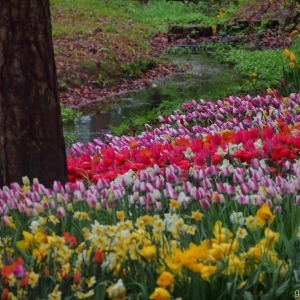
[63, 53, 243, 150]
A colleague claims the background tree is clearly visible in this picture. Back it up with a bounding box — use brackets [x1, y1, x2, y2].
[0, 0, 67, 187]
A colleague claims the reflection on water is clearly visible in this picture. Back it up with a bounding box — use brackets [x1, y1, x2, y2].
[63, 54, 242, 149]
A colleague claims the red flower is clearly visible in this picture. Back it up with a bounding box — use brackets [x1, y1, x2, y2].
[2, 289, 9, 300]
[94, 250, 104, 263]
[63, 232, 77, 249]
[73, 272, 81, 284]
[212, 154, 221, 165]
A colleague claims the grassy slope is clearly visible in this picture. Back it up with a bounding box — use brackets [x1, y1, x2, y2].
[50, 0, 220, 91]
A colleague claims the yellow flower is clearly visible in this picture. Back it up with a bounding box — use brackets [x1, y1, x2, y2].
[187, 226, 196, 235]
[8, 273, 16, 287]
[256, 204, 275, 224]
[156, 271, 174, 292]
[116, 210, 125, 220]
[49, 215, 60, 224]
[223, 254, 245, 275]
[74, 212, 90, 220]
[140, 215, 155, 225]
[213, 220, 233, 242]
[16, 231, 34, 251]
[140, 245, 156, 260]
[200, 265, 217, 281]
[76, 290, 95, 299]
[170, 199, 179, 210]
[290, 52, 297, 62]
[28, 271, 39, 288]
[192, 211, 203, 221]
[149, 287, 171, 300]
[49, 285, 62, 300]
[106, 279, 126, 299]
[290, 62, 295, 68]
[85, 276, 96, 288]
[8, 293, 17, 300]
[236, 227, 248, 239]
[284, 48, 291, 59]
[165, 249, 186, 273]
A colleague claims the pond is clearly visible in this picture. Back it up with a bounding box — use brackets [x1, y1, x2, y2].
[63, 53, 243, 149]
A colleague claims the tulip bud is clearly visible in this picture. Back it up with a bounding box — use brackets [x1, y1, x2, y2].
[22, 176, 30, 186]
[284, 48, 291, 59]
[290, 52, 297, 62]
[13, 264, 26, 280]
[67, 203, 74, 212]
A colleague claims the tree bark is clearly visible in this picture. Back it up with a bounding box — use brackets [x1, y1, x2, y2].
[0, 0, 67, 187]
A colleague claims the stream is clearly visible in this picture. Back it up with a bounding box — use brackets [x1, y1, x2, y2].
[63, 54, 243, 149]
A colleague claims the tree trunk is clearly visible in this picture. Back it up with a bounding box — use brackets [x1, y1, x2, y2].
[0, 0, 67, 187]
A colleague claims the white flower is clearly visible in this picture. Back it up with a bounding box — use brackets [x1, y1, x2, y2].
[183, 147, 195, 159]
[216, 146, 227, 158]
[226, 142, 244, 155]
[230, 211, 245, 225]
[292, 129, 300, 137]
[29, 217, 46, 234]
[254, 139, 263, 150]
[259, 159, 268, 169]
[220, 159, 235, 173]
[107, 279, 126, 298]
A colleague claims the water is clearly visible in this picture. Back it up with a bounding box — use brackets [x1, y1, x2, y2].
[63, 54, 242, 149]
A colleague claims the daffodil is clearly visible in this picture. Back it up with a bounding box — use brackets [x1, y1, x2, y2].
[149, 287, 171, 300]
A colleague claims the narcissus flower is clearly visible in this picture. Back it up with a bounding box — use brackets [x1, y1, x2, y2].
[256, 203, 275, 224]
[116, 210, 125, 220]
[140, 245, 156, 260]
[191, 211, 203, 221]
[156, 271, 174, 292]
[106, 279, 126, 299]
[28, 271, 39, 288]
[236, 227, 248, 239]
[149, 287, 171, 300]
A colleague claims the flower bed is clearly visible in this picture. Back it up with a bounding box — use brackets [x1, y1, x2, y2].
[1, 91, 300, 299]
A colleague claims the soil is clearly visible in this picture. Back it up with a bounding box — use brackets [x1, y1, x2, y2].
[56, 0, 297, 108]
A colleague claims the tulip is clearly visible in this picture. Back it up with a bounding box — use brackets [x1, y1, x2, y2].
[284, 48, 291, 59]
[290, 52, 297, 62]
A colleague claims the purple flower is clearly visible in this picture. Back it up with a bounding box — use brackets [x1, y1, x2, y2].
[13, 264, 26, 280]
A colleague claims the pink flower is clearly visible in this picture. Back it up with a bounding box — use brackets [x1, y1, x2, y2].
[13, 264, 26, 280]
[57, 207, 66, 217]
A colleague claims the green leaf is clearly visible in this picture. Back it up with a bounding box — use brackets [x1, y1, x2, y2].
[243, 291, 254, 300]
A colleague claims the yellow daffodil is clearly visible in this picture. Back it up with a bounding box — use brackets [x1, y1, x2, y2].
[149, 287, 171, 300]
[236, 227, 248, 239]
[28, 271, 39, 288]
[192, 211, 203, 221]
[140, 245, 156, 260]
[156, 271, 174, 292]
[200, 265, 217, 282]
[170, 199, 179, 210]
[256, 204, 275, 225]
[116, 210, 125, 220]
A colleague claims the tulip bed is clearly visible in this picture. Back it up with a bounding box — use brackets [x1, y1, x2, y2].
[2, 91, 300, 300]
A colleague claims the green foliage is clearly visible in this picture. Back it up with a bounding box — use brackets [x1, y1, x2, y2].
[276, 64, 300, 96]
[120, 59, 155, 78]
[61, 107, 82, 124]
[218, 48, 285, 86]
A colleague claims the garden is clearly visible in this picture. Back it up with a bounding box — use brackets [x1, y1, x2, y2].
[2, 0, 300, 299]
